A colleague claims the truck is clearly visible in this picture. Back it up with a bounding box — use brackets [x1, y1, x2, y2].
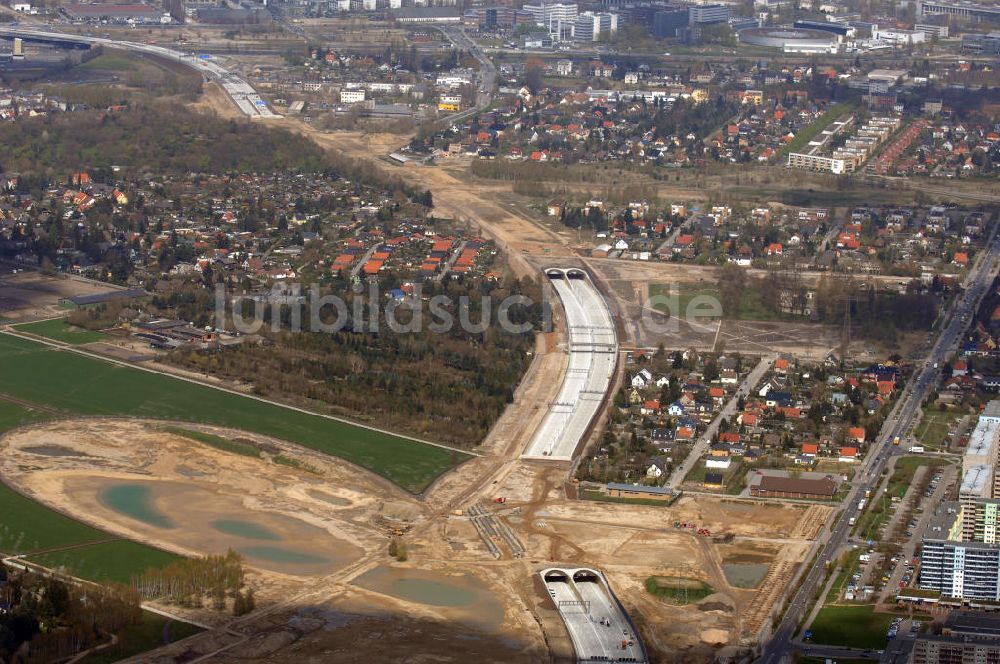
[893, 436, 901, 446]
[858, 499, 867, 510]
[848, 517, 857, 526]
[909, 445, 924, 454]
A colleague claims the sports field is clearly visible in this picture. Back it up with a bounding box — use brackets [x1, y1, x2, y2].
[0, 333, 467, 492]
[12, 318, 107, 345]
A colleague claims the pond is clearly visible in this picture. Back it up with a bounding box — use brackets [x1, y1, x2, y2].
[722, 563, 770, 589]
[99, 483, 174, 529]
[353, 566, 505, 631]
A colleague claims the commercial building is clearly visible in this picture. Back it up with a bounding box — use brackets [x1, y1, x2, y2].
[919, 0, 1000, 23]
[688, 3, 728, 24]
[872, 27, 926, 44]
[521, 2, 578, 35]
[915, 20, 950, 39]
[574, 11, 618, 39]
[963, 32, 1000, 54]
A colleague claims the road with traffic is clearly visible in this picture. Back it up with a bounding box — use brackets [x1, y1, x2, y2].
[756, 216, 1000, 664]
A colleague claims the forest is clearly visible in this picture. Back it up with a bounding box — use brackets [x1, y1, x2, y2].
[0, 104, 329, 176]
[166, 276, 545, 446]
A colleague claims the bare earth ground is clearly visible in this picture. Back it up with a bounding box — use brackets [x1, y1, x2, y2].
[0, 271, 120, 322]
[0, 418, 829, 663]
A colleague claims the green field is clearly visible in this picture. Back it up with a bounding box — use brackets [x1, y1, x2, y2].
[915, 407, 962, 448]
[13, 318, 107, 345]
[79, 54, 138, 71]
[0, 399, 49, 431]
[808, 605, 895, 649]
[0, 333, 467, 492]
[80, 611, 203, 664]
[27, 540, 181, 584]
[649, 284, 792, 322]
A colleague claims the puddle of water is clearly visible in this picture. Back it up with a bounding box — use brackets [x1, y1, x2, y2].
[241, 545, 330, 565]
[353, 566, 505, 631]
[23, 445, 88, 458]
[722, 563, 769, 589]
[211, 519, 282, 541]
[99, 483, 174, 529]
[308, 489, 350, 506]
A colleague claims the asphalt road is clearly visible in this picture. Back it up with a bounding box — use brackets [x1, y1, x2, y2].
[756, 217, 1000, 664]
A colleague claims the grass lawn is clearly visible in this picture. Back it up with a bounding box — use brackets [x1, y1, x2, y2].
[0, 333, 467, 492]
[808, 605, 894, 649]
[27, 540, 180, 584]
[13, 318, 107, 345]
[645, 576, 714, 604]
[80, 611, 203, 664]
[78, 54, 138, 71]
[0, 400, 49, 432]
[915, 407, 961, 448]
[649, 283, 794, 322]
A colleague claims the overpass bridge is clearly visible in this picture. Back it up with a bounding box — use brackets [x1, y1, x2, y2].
[0, 26, 278, 119]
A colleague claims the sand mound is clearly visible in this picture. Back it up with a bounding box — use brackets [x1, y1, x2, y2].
[699, 628, 729, 645]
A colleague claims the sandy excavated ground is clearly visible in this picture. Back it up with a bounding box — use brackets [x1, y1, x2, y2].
[0, 418, 829, 662]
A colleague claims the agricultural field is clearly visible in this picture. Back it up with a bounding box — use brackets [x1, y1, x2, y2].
[12, 318, 107, 345]
[0, 399, 49, 431]
[0, 333, 468, 492]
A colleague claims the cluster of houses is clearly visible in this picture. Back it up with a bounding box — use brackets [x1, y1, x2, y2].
[0, 167, 498, 297]
[0, 90, 86, 121]
[578, 201, 993, 285]
[580, 349, 906, 496]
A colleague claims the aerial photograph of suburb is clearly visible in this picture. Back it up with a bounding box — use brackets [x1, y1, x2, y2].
[1, 0, 1000, 661]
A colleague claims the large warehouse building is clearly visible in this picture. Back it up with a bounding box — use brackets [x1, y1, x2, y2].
[738, 26, 839, 53]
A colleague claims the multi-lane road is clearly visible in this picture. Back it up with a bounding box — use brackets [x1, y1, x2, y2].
[0, 25, 277, 118]
[757, 218, 1000, 664]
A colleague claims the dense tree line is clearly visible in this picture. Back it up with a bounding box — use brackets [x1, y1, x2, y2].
[131, 549, 252, 614]
[167, 277, 544, 446]
[0, 105, 329, 176]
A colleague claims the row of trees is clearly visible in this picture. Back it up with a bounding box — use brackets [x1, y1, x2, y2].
[132, 549, 253, 614]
